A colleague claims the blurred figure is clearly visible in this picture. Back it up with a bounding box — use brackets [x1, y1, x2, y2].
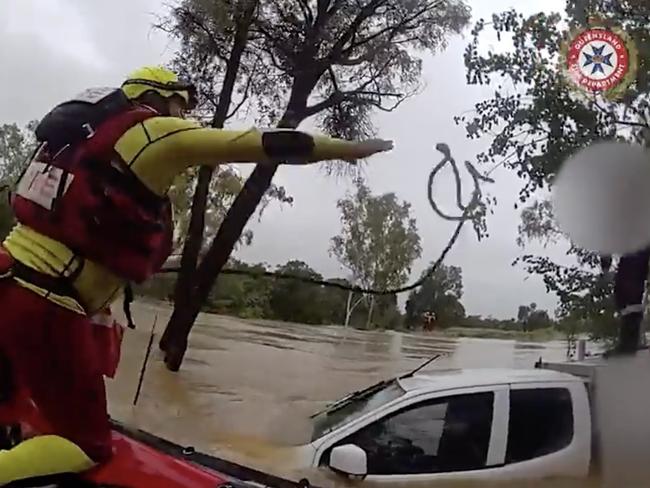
[611, 249, 650, 355]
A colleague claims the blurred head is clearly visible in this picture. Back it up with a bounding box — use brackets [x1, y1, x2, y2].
[553, 141, 650, 255]
[121, 65, 197, 118]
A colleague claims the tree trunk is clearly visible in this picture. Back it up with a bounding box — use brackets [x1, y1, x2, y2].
[159, 0, 258, 353]
[162, 50, 320, 370]
[344, 291, 353, 327]
[162, 111, 303, 371]
[344, 292, 364, 328]
[365, 295, 375, 330]
[159, 166, 212, 351]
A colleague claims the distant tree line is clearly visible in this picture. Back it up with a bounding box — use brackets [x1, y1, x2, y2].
[137, 258, 557, 333]
[137, 258, 402, 329]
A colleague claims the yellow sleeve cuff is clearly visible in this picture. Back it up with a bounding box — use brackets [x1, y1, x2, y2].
[115, 119, 360, 196]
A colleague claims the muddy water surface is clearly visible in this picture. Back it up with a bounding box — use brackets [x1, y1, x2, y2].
[107, 301, 603, 487]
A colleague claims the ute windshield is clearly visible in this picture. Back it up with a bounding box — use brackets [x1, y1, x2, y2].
[311, 380, 406, 441]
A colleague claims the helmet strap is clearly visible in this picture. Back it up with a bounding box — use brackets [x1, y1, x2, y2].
[134, 92, 173, 116]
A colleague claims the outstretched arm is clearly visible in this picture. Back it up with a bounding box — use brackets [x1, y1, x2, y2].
[116, 117, 392, 195]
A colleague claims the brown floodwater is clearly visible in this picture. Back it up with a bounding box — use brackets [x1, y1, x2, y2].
[107, 301, 612, 487]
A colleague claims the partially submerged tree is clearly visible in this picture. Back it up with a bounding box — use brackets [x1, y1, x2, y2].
[160, 0, 471, 370]
[156, 0, 261, 352]
[331, 179, 422, 327]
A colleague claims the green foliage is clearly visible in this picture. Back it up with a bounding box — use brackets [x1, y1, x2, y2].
[515, 195, 617, 343]
[169, 167, 242, 252]
[516, 302, 553, 331]
[139, 258, 403, 328]
[462, 1, 650, 343]
[162, 0, 471, 170]
[329, 179, 421, 329]
[349, 294, 402, 330]
[517, 252, 617, 341]
[330, 179, 422, 290]
[156, 0, 473, 364]
[167, 167, 292, 254]
[462, 315, 521, 331]
[252, 0, 471, 129]
[516, 199, 560, 247]
[0, 122, 37, 240]
[268, 260, 327, 324]
[140, 259, 563, 336]
[209, 260, 275, 318]
[167, 165, 294, 254]
[405, 264, 465, 329]
[461, 3, 650, 201]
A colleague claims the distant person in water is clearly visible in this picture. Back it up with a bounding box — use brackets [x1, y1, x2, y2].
[0, 65, 393, 483]
[423, 311, 436, 331]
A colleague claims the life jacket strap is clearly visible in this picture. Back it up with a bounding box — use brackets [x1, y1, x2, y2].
[10, 261, 82, 305]
[123, 283, 136, 330]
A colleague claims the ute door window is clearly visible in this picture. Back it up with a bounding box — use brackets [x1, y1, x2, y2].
[329, 392, 494, 475]
[506, 387, 574, 463]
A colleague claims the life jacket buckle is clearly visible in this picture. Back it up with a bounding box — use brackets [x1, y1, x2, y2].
[82, 123, 95, 139]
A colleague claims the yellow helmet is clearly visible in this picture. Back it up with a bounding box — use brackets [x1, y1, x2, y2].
[121, 66, 197, 109]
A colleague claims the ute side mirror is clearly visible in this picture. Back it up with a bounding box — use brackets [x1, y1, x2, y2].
[328, 444, 368, 478]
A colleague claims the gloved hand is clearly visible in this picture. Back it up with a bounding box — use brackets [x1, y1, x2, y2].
[344, 139, 394, 162]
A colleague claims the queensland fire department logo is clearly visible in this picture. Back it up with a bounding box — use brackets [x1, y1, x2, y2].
[562, 24, 637, 99]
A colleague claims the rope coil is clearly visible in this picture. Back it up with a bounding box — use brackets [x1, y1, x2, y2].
[161, 143, 494, 295]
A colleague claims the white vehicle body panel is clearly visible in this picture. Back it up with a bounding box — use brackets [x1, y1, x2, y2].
[300, 368, 591, 484]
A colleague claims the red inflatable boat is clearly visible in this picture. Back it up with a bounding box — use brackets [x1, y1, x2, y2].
[87, 421, 310, 488]
[0, 381, 311, 488]
[3, 419, 311, 488]
[83, 426, 232, 487]
[0, 391, 235, 488]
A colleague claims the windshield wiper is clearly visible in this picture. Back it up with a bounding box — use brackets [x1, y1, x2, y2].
[309, 379, 393, 418]
[310, 354, 441, 418]
[398, 354, 441, 379]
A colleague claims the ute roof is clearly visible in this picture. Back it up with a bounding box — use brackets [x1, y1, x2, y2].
[397, 368, 581, 393]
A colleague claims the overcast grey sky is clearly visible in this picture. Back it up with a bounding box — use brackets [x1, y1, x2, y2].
[0, 0, 571, 319]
